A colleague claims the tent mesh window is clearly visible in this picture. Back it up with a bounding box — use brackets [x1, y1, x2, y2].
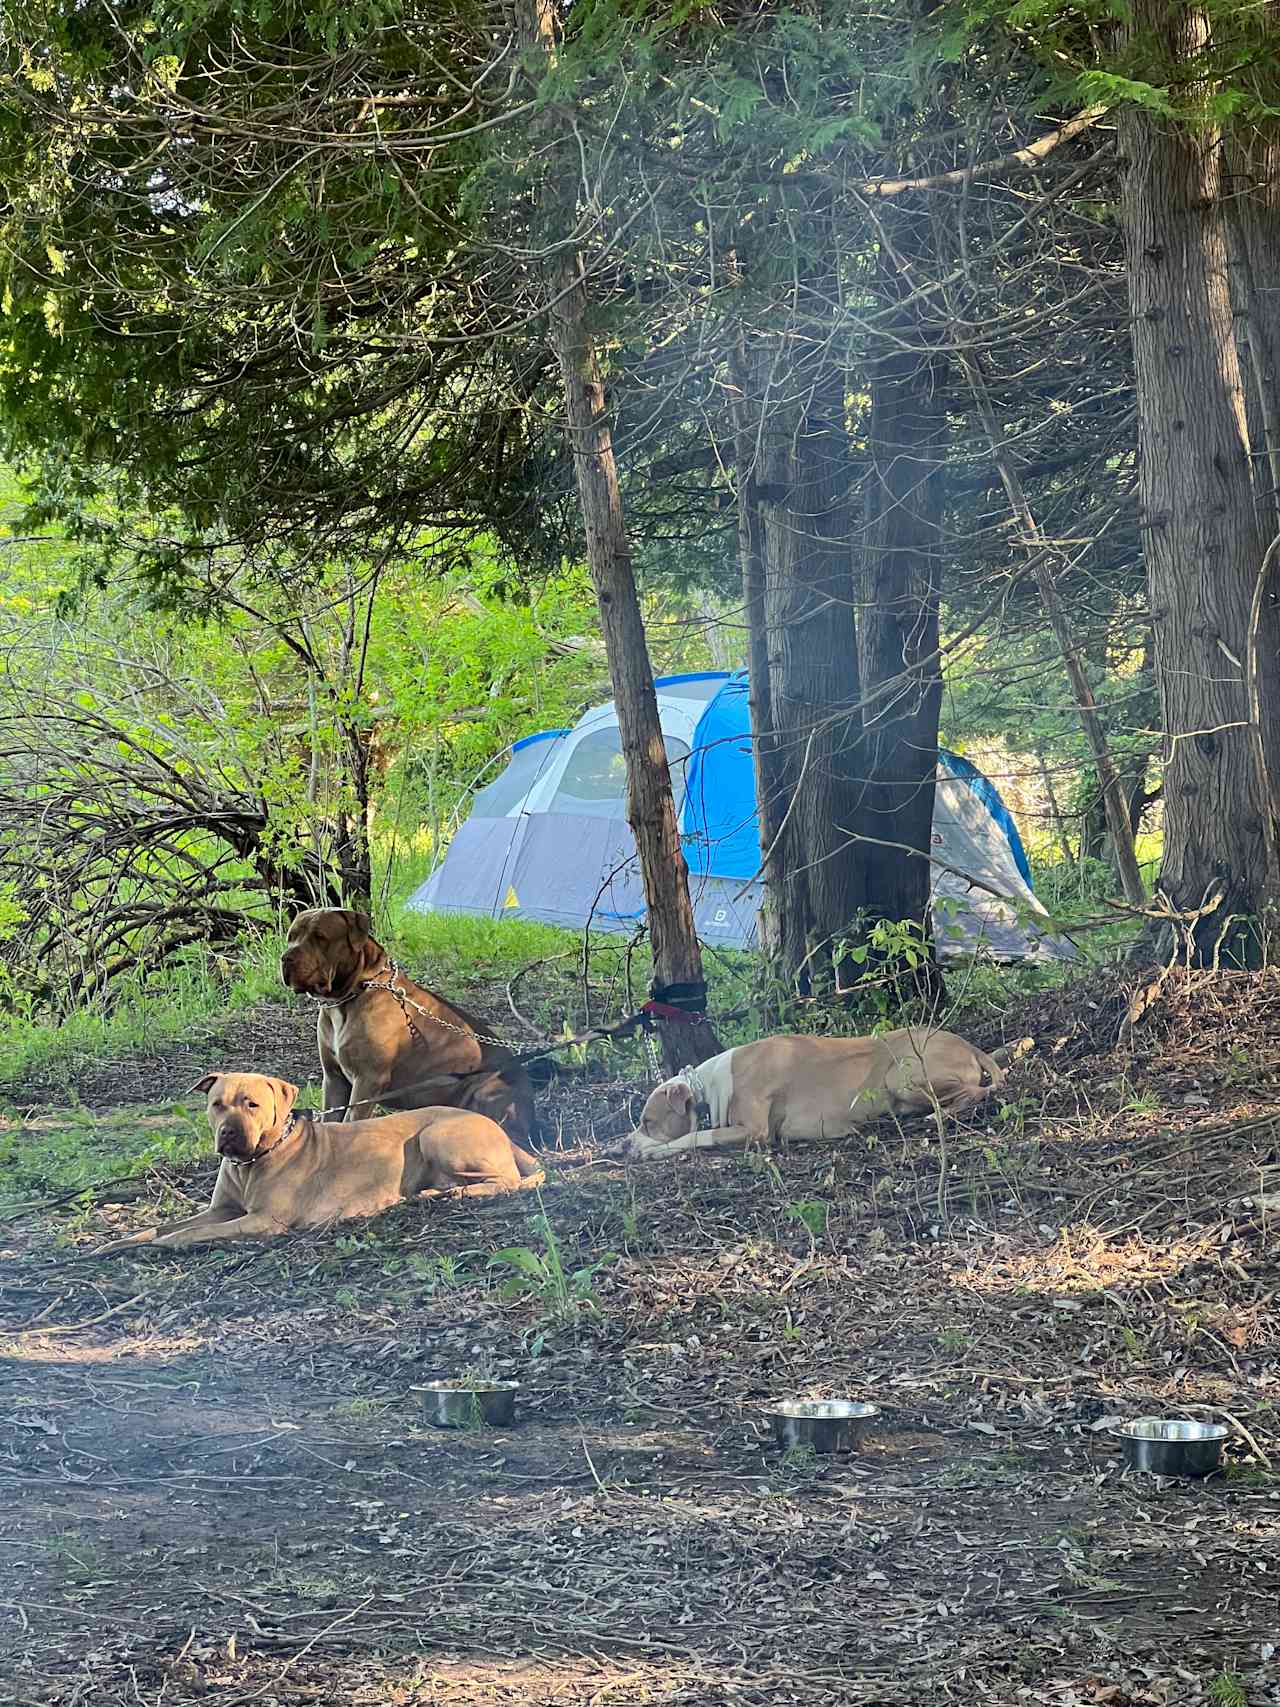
[549, 727, 691, 819]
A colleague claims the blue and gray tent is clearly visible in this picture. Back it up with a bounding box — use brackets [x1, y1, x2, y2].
[408, 670, 1072, 961]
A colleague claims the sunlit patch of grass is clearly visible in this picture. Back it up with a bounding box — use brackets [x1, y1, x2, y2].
[0, 1102, 211, 1210]
[0, 931, 287, 1095]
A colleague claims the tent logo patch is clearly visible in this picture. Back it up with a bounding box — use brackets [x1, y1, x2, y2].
[503, 886, 520, 910]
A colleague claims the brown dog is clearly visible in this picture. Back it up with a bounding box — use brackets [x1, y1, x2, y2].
[97, 1072, 544, 1252]
[280, 909, 538, 1144]
[624, 1028, 1013, 1160]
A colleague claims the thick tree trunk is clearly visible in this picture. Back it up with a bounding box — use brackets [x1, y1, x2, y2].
[759, 331, 868, 997]
[858, 216, 946, 968]
[1122, 23, 1279, 963]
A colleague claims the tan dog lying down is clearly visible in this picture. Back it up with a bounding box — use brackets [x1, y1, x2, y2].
[98, 1072, 544, 1252]
[624, 1029, 1009, 1159]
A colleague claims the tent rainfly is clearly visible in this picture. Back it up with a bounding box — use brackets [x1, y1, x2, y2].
[408, 671, 1073, 961]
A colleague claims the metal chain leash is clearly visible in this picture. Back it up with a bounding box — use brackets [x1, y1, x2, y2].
[642, 1028, 663, 1084]
[309, 962, 669, 1074]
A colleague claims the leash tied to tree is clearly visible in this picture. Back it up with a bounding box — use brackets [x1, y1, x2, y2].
[305, 964, 708, 1111]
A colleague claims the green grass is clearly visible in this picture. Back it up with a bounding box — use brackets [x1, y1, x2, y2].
[0, 1101, 211, 1212]
[0, 933, 287, 1096]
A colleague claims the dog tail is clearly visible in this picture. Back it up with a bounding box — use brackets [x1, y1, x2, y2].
[512, 1144, 544, 1183]
[976, 1036, 1036, 1094]
[988, 1036, 1036, 1075]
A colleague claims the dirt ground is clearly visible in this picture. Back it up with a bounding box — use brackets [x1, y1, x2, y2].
[2, 972, 1279, 1707]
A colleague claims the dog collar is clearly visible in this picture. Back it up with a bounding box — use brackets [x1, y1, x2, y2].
[306, 987, 363, 1009]
[680, 1063, 706, 1105]
[237, 1111, 306, 1168]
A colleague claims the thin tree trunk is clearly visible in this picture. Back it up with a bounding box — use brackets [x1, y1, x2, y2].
[1122, 12, 1279, 963]
[1226, 115, 1280, 876]
[515, 0, 718, 1071]
[858, 208, 946, 973]
[1226, 115, 1280, 533]
[960, 352, 1149, 912]
[1224, 179, 1280, 534]
[729, 336, 785, 962]
[547, 256, 720, 1069]
[335, 728, 374, 909]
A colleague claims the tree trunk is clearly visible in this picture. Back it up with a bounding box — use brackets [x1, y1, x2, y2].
[858, 211, 946, 975]
[335, 726, 374, 909]
[1226, 113, 1280, 533]
[515, 0, 718, 1071]
[548, 253, 720, 1070]
[1224, 179, 1280, 535]
[1226, 117, 1280, 870]
[1122, 16, 1280, 963]
[759, 319, 868, 997]
[729, 336, 786, 963]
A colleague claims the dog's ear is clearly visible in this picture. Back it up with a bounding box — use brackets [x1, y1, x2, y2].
[189, 1073, 221, 1096]
[270, 1079, 300, 1121]
[663, 1081, 694, 1111]
[345, 911, 385, 976]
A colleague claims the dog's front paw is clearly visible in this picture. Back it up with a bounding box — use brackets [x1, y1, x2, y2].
[617, 1132, 663, 1162]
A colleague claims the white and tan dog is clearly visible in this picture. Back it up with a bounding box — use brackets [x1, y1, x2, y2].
[623, 1029, 1019, 1160]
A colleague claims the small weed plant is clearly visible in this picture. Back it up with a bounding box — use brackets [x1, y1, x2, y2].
[488, 1201, 617, 1351]
[786, 1199, 829, 1244]
[1207, 1673, 1247, 1707]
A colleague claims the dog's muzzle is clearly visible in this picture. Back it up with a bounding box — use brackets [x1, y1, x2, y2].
[216, 1125, 254, 1161]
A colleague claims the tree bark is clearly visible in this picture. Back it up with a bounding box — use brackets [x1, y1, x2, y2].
[547, 253, 720, 1070]
[759, 315, 869, 996]
[1226, 117, 1280, 870]
[514, 0, 718, 1071]
[1225, 79, 1280, 533]
[729, 336, 786, 962]
[1121, 13, 1280, 962]
[334, 729, 374, 909]
[858, 210, 946, 968]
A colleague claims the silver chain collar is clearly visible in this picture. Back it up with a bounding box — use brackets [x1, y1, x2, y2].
[307, 961, 516, 1050]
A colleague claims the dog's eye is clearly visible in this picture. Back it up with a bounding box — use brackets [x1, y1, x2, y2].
[244, 1099, 259, 1111]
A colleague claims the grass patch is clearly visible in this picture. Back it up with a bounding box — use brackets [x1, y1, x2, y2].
[0, 1102, 210, 1211]
[0, 933, 287, 1095]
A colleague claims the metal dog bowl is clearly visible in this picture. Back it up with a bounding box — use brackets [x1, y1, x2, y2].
[1110, 1417, 1228, 1477]
[413, 1381, 519, 1429]
[765, 1400, 879, 1454]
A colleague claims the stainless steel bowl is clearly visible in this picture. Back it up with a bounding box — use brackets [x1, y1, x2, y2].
[414, 1381, 519, 1429]
[765, 1400, 879, 1454]
[1110, 1417, 1228, 1477]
